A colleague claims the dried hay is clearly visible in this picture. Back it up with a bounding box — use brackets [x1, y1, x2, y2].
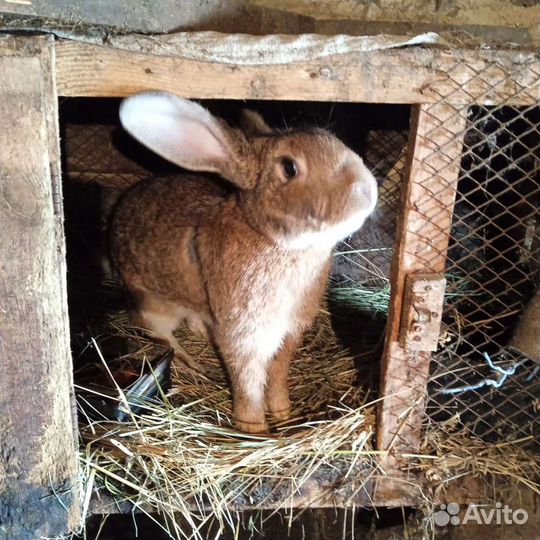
[76, 290, 382, 539]
[74, 280, 539, 540]
[419, 417, 540, 498]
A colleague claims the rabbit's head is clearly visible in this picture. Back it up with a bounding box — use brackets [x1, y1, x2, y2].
[120, 93, 377, 249]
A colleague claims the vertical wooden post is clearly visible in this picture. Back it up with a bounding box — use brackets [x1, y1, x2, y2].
[375, 102, 467, 505]
[0, 36, 79, 539]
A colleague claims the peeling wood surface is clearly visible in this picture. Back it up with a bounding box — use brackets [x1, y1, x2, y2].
[375, 103, 467, 505]
[54, 38, 539, 105]
[399, 274, 446, 352]
[0, 35, 79, 540]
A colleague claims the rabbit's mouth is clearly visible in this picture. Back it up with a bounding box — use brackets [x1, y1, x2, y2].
[282, 210, 374, 251]
[275, 206, 376, 253]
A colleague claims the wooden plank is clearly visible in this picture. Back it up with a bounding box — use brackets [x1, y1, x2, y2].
[0, 35, 80, 539]
[374, 102, 467, 506]
[89, 477, 375, 514]
[54, 38, 539, 105]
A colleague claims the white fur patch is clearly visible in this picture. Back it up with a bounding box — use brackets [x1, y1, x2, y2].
[240, 316, 289, 364]
[230, 251, 325, 401]
[241, 354, 273, 402]
[141, 305, 211, 344]
[284, 206, 373, 251]
[231, 316, 288, 402]
[140, 310, 179, 337]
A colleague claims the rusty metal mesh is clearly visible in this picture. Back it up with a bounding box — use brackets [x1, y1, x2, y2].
[409, 60, 540, 450]
[427, 100, 540, 447]
[64, 123, 150, 187]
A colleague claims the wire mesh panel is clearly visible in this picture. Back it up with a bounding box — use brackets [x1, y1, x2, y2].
[428, 101, 540, 447]
[397, 55, 540, 457]
[65, 123, 149, 187]
[375, 55, 539, 504]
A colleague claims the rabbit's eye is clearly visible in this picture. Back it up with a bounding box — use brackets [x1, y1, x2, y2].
[281, 157, 298, 180]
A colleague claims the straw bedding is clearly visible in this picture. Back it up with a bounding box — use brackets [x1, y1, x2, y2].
[76, 285, 382, 535]
[75, 281, 539, 540]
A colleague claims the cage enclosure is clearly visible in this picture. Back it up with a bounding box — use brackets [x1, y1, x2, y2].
[62, 97, 410, 515]
[0, 33, 538, 540]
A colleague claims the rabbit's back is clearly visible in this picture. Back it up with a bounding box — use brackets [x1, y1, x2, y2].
[113, 175, 226, 227]
[110, 175, 227, 309]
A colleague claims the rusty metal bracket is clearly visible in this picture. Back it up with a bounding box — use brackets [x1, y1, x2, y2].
[399, 273, 446, 351]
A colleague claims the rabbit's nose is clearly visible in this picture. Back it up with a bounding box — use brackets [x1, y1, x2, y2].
[346, 155, 378, 212]
[360, 162, 378, 212]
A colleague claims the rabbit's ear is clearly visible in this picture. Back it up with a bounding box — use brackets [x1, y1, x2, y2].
[120, 93, 255, 188]
[240, 109, 273, 137]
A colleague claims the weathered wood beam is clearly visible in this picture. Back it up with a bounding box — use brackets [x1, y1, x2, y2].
[0, 35, 79, 540]
[54, 38, 539, 105]
[375, 102, 467, 506]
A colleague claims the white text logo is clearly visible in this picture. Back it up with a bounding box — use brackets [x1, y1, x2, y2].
[434, 503, 528, 526]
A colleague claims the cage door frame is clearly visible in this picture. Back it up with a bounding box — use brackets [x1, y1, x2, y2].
[375, 103, 467, 504]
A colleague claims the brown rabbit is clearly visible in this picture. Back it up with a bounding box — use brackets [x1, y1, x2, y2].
[111, 93, 377, 433]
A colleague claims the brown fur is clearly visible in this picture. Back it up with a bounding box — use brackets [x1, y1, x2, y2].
[110, 94, 377, 432]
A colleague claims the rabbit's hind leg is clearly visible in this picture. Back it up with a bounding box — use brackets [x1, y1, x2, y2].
[186, 314, 211, 341]
[130, 290, 203, 373]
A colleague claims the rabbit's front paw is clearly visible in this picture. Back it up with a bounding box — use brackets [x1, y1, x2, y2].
[267, 393, 291, 421]
[234, 417, 269, 434]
